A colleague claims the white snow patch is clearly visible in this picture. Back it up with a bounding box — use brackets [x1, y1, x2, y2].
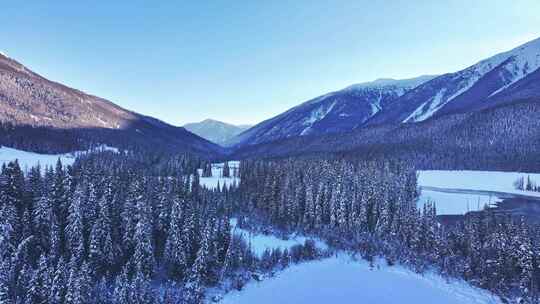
[0, 145, 120, 170]
[299, 101, 337, 136]
[489, 40, 540, 97]
[230, 218, 327, 257]
[218, 253, 501, 304]
[198, 161, 240, 189]
[370, 89, 384, 115]
[405, 89, 447, 122]
[303, 101, 337, 126]
[418, 190, 499, 215]
[418, 170, 540, 196]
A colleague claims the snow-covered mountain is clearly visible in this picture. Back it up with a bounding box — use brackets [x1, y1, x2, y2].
[229, 75, 436, 147]
[183, 119, 251, 146]
[368, 37, 540, 124]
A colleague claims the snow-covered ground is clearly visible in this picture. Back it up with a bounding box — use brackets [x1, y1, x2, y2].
[418, 189, 499, 215]
[230, 218, 327, 256]
[417, 170, 540, 215]
[219, 253, 501, 304]
[198, 161, 240, 189]
[0, 145, 119, 170]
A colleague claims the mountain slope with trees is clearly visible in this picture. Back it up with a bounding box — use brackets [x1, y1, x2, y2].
[233, 98, 540, 172]
[0, 53, 224, 157]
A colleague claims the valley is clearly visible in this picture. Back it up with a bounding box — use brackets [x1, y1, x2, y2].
[1, 7, 540, 303]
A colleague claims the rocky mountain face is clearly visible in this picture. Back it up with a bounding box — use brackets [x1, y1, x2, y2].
[183, 119, 251, 146]
[229, 75, 436, 147]
[0, 53, 224, 157]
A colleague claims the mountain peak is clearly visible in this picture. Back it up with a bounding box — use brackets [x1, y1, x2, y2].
[184, 119, 252, 146]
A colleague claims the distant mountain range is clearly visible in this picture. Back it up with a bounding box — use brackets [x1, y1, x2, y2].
[2, 36, 539, 161]
[0, 52, 224, 157]
[231, 37, 540, 148]
[183, 119, 251, 146]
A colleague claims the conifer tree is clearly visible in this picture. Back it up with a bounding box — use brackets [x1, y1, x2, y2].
[164, 198, 187, 279]
[49, 257, 67, 304]
[65, 184, 86, 265]
[222, 161, 230, 178]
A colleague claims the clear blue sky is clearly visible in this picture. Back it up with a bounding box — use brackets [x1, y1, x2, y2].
[1, 1, 539, 125]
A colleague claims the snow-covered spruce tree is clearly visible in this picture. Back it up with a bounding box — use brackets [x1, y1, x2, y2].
[1, 160, 25, 242]
[121, 178, 144, 256]
[65, 184, 86, 266]
[25, 254, 51, 304]
[164, 197, 188, 280]
[202, 162, 213, 177]
[132, 205, 156, 278]
[156, 183, 172, 259]
[33, 191, 53, 254]
[112, 267, 131, 304]
[48, 257, 68, 304]
[89, 193, 117, 277]
[130, 270, 156, 304]
[222, 161, 230, 178]
[0, 259, 11, 304]
[183, 241, 206, 304]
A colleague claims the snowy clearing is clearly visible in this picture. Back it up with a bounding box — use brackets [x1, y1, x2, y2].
[418, 189, 499, 215]
[198, 161, 240, 189]
[418, 170, 540, 196]
[218, 253, 501, 304]
[230, 218, 327, 256]
[417, 170, 540, 215]
[0, 145, 119, 170]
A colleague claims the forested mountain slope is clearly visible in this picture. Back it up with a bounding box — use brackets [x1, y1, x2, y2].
[233, 98, 540, 172]
[231, 37, 540, 151]
[0, 53, 224, 157]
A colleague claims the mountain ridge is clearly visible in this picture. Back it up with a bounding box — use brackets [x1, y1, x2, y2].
[367, 36, 540, 125]
[0, 52, 224, 157]
[230, 36, 540, 149]
[183, 119, 252, 146]
[229, 75, 437, 147]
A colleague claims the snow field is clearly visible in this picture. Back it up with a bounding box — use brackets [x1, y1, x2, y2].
[0, 145, 120, 170]
[418, 190, 499, 215]
[417, 170, 540, 215]
[198, 161, 240, 189]
[418, 170, 540, 196]
[219, 253, 501, 304]
[229, 218, 327, 256]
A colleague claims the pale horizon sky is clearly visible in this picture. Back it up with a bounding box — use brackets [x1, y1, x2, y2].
[1, 1, 539, 126]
